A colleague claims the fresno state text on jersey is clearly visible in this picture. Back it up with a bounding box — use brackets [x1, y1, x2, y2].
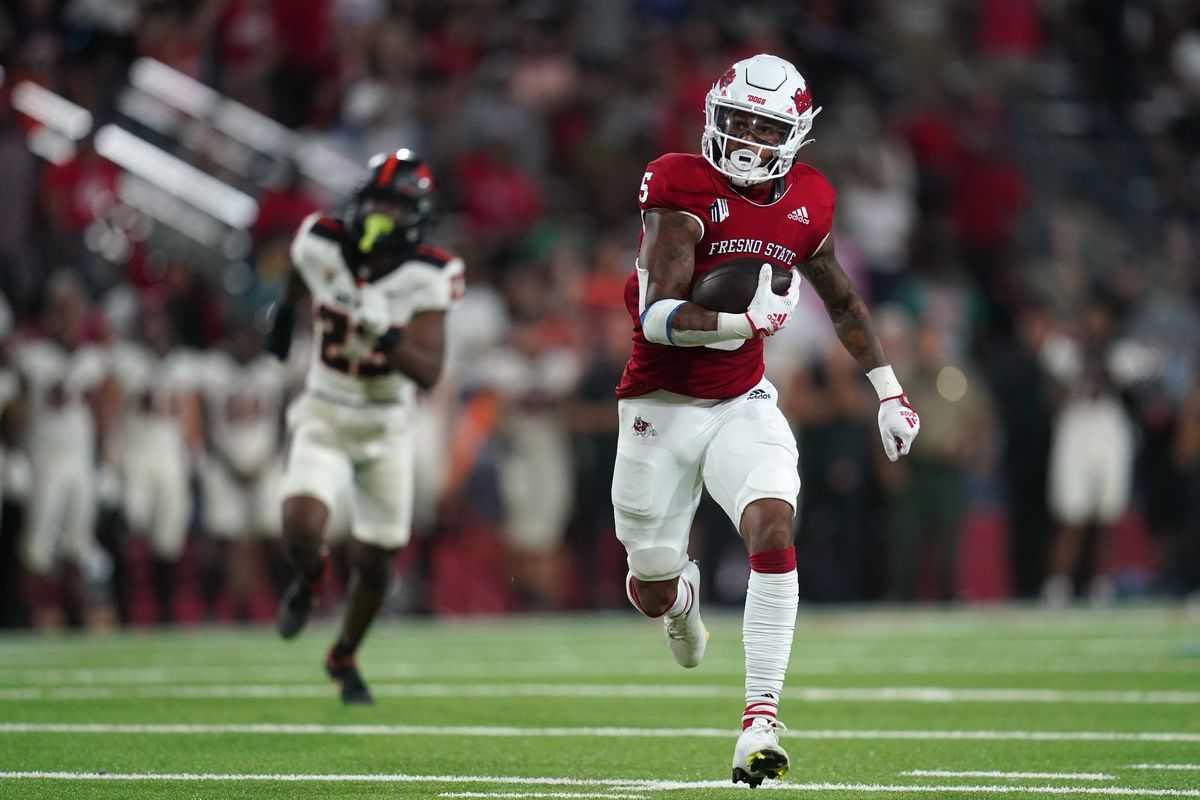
[290, 212, 465, 409]
[618, 153, 835, 399]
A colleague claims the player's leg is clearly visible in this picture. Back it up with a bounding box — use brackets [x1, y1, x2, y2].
[1088, 403, 1134, 604]
[277, 420, 352, 638]
[253, 463, 292, 604]
[61, 460, 96, 628]
[148, 456, 191, 623]
[329, 431, 413, 704]
[203, 461, 264, 619]
[1044, 407, 1090, 604]
[21, 457, 79, 626]
[612, 395, 709, 667]
[325, 538, 396, 704]
[703, 381, 800, 787]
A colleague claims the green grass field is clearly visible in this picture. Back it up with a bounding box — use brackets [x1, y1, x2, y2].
[1, 606, 1198, 798]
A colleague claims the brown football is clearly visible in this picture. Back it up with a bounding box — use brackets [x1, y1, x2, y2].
[689, 258, 793, 313]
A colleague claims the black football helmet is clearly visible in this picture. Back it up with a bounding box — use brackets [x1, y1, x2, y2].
[349, 149, 437, 254]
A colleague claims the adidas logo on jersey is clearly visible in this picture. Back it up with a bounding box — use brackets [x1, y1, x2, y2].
[746, 388, 773, 401]
[709, 198, 730, 223]
[787, 206, 810, 224]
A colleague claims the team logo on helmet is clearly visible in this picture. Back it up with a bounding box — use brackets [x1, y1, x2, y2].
[718, 67, 737, 92]
[792, 83, 813, 115]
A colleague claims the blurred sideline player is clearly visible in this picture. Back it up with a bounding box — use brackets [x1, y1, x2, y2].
[198, 316, 288, 619]
[614, 54, 921, 785]
[13, 273, 115, 627]
[267, 149, 463, 703]
[109, 305, 203, 623]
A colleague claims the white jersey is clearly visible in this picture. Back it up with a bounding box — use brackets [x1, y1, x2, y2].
[289, 212, 464, 412]
[109, 343, 196, 460]
[200, 351, 287, 474]
[13, 339, 106, 462]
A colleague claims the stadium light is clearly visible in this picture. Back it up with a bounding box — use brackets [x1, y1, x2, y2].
[12, 81, 94, 140]
[25, 127, 77, 165]
[127, 58, 219, 120]
[94, 124, 259, 230]
[117, 173, 225, 249]
[127, 57, 359, 196]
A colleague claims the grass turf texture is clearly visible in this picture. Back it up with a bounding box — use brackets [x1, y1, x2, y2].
[0, 607, 1197, 799]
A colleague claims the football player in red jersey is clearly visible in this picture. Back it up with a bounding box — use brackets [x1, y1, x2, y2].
[612, 54, 921, 786]
[266, 150, 464, 704]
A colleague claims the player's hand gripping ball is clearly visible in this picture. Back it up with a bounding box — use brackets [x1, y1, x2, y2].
[689, 257, 792, 313]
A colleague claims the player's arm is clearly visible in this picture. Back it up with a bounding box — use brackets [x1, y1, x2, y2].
[377, 310, 445, 390]
[640, 210, 798, 345]
[265, 266, 310, 361]
[799, 235, 919, 461]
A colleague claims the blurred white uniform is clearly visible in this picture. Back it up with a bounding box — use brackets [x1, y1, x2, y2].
[109, 343, 196, 561]
[484, 344, 581, 552]
[280, 214, 463, 548]
[200, 352, 287, 539]
[13, 339, 106, 573]
[1042, 335, 1136, 526]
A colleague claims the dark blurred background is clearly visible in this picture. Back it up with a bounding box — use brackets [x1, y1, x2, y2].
[1, 0, 1199, 628]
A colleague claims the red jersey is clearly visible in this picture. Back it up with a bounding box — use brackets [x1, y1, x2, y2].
[617, 153, 836, 399]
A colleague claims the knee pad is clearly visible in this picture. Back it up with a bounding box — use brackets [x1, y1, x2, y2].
[626, 545, 686, 583]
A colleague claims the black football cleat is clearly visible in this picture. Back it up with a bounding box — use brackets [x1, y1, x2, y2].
[276, 578, 313, 640]
[325, 649, 374, 705]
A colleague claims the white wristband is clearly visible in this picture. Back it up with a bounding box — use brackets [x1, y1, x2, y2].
[643, 301, 755, 347]
[867, 364, 903, 400]
[640, 298, 686, 345]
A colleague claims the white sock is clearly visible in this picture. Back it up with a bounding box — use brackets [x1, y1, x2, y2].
[626, 571, 691, 619]
[743, 567, 798, 726]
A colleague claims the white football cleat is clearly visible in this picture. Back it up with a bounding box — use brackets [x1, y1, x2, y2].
[664, 560, 708, 668]
[732, 717, 789, 787]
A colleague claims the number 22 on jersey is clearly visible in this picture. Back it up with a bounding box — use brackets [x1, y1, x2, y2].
[318, 305, 395, 378]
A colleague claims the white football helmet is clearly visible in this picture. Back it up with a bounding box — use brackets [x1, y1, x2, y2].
[702, 54, 821, 186]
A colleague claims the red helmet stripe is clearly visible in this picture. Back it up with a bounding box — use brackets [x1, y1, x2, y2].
[376, 155, 400, 188]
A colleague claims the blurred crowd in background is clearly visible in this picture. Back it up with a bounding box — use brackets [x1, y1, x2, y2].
[1, 0, 1199, 628]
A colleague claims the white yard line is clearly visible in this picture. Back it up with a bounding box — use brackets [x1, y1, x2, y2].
[0, 772, 1198, 796]
[2, 683, 1199, 705]
[903, 770, 1115, 780]
[1, 723, 1199, 742]
[1128, 764, 1200, 770]
[2, 657, 1198, 685]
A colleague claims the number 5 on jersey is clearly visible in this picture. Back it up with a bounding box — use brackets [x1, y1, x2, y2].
[639, 171, 653, 204]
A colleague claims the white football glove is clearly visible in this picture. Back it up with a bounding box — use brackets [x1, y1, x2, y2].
[355, 284, 391, 339]
[744, 264, 801, 337]
[878, 394, 920, 462]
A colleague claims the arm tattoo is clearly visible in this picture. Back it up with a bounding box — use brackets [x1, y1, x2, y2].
[641, 210, 718, 331]
[799, 243, 886, 369]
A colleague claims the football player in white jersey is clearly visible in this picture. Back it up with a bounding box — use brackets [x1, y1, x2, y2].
[13, 273, 115, 627]
[267, 149, 464, 703]
[109, 306, 203, 623]
[198, 316, 288, 619]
